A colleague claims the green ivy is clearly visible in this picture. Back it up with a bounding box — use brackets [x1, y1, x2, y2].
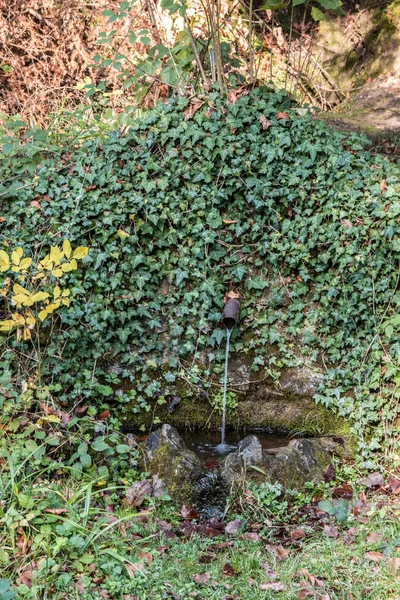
[1, 87, 400, 457]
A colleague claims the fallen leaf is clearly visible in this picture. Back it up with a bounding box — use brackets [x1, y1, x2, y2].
[380, 179, 388, 192]
[30, 200, 41, 209]
[44, 507, 69, 515]
[341, 219, 353, 228]
[260, 581, 286, 591]
[225, 519, 245, 535]
[276, 111, 290, 120]
[193, 572, 210, 585]
[388, 475, 400, 493]
[125, 480, 152, 507]
[246, 531, 262, 542]
[291, 528, 306, 541]
[265, 544, 289, 560]
[259, 115, 271, 130]
[0, 217, 6, 223]
[332, 483, 353, 499]
[181, 505, 199, 520]
[324, 524, 339, 538]
[387, 557, 400, 573]
[98, 410, 110, 420]
[344, 526, 358, 544]
[139, 551, 153, 564]
[297, 568, 325, 587]
[222, 563, 235, 576]
[364, 551, 385, 562]
[366, 531, 382, 544]
[125, 562, 145, 577]
[223, 219, 238, 225]
[358, 472, 384, 489]
[184, 100, 205, 120]
[324, 464, 335, 483]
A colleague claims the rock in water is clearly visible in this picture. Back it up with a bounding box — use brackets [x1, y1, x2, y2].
[222, 436, 348, 489]
[142, 424, 204, 505]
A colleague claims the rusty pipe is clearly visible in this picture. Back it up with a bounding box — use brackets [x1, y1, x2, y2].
[222, 297, 240, 329]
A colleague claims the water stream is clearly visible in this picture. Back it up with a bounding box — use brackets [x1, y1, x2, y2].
[217, 327, 231, 451]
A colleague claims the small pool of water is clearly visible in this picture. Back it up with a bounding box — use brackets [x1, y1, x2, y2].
[181, 430, 290, 463]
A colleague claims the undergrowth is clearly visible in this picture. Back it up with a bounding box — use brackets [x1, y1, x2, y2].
[1, 86, 400, 457]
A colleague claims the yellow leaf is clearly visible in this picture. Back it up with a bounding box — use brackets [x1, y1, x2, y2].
[38, 254, 53, 271]
[54, 286, 60, 300]
[16, 328, 22, 342]
[12, 294, 29, 306]
[12, 266, 21, 273]
[61, 288, 70, 297]
[61, 262, 73, 272]
[63, 239, 72, 259]
[38, 309, 48, 322]
[13, 284, 28, 296]
[12, 313, 25, 326]
[0, 288, 7, 297]
[50, 246, 62, 266]
[23, 327, 32, 341]
[11, 247, 23, 266]
[117, 230, 129, 239]
[41, 414, 61, 424]
[51, 268, 63, 277]
[62, 298, 70, 306]
[19, 257, 32, 270]
[30, 292, 50, 303]
[0, 250, 10, 272]
[25, 315, 36, 327]
[0, 320, 15, 331]
[45, 300, 61, 315]
[73, 246, 89, 260]
[33, 272, 45, 280]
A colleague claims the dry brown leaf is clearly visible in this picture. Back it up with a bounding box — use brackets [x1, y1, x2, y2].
[98, 410, 110, 420]
[380, 179, 388, 192]
[0, 217, 6, 223]
[324, 524, 339, 538]
[291, 528, 306, 541]
[364, 551, 385, 562]
[222, 219, 238, 225]
[259, 114, 271, 130]
[193, 572, 211, 585]
[223, 291, 240, 303]
[125, 562, 145, 578]
[387, 557, 400, 573]
[366, 531, 382, 544]
[265, 544, 289, 560]
[222, 563, 235, 576]
[43, 507, 69, 515]
[181, 505, 199, 520]
[260, 581, 286, 591]
[276, 111, 290, 120]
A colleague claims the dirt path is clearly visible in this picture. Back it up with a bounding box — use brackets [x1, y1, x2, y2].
[320, 72, 400, 137]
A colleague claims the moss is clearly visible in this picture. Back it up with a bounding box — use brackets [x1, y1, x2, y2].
[146, 443, 195, 504]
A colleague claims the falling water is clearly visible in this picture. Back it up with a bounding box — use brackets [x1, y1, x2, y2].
[218, 328, 231, 449]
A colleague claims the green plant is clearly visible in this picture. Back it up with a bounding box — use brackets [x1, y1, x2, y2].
[210, 391, 238, 415]
[1, 87, 400, 457]
[0, 580, 16, 600]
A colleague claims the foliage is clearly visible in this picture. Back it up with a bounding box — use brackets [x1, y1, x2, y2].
[210, 391, 238, 415]
[0, 242, 87, 341]
[1, 87, 400, 456]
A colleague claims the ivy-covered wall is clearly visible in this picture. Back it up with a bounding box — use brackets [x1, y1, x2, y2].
[1, 87, 400, 455]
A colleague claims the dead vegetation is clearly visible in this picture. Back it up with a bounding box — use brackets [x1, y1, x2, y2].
[0, 0, 123, 125]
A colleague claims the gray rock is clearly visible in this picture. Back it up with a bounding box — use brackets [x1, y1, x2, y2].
[222, 436, 347, 490]
[142, 424, 203, 505]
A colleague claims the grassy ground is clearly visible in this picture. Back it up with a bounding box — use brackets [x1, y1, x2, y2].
[2, 464, 400, 599]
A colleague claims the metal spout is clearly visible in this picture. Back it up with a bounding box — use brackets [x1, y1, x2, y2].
[222, 297, 240, 329]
